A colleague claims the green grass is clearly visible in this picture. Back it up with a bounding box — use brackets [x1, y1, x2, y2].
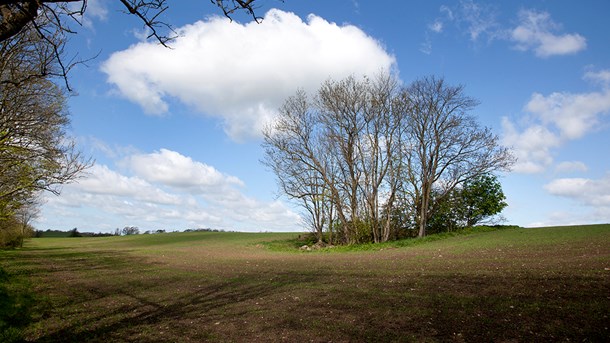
[0, 224, 608, 342]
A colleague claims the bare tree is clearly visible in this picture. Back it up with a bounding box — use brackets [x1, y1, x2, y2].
[264, 72, 408, 244]
[262, 90, 337, 243]
[402, 76, 513, 237]
[315, 76, 368, 243]
[354, 73, 405, 242]
[264, 74, 513, 243]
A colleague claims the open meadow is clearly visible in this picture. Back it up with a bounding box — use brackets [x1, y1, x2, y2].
[1, 225, 609, 342]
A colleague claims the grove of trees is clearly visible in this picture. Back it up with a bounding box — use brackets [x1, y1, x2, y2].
[263, 73, 513, 244]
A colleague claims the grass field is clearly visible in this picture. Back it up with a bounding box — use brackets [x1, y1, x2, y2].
[1, 225, 609, 342]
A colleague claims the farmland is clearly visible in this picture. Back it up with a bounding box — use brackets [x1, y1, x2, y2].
[1, 225, 609, 342]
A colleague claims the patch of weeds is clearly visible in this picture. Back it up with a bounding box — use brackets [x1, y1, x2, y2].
[0, 267, 39, 343]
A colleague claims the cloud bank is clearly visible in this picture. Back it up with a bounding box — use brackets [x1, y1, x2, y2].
[102, 9, 396, 141]
[39, 148, 302, 232]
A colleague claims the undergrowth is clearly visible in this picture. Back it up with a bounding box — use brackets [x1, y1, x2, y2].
[261, 225, 521, 253]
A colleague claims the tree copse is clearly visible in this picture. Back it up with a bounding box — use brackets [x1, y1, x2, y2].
[263, 73, 513, 244]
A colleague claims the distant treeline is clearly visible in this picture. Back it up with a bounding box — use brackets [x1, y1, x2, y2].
[33, 227, 233, 238]
[34, 229, 115, 238]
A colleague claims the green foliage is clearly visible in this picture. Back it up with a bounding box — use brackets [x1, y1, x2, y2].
[458, 174, 508, 227]
[427, 174, 507, 233]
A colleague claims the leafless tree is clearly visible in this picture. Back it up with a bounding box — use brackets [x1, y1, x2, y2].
[353, 73, 405, 242]
[402, 76, 513, 237]
[263, 72, 409, 244]
[262, 90, 335, 243]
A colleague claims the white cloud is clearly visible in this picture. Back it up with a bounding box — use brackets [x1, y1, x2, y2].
[36, 149, 302, 232]
[584, 69, 610, 87]
[432, 1, 500, 41]
[76, 164, 182, 205]
[86, 0, 108, 20]
[125, 149, 243, 192]
[544, 174, 610, 221]
[502, 76, 610, 174]
[422, 1, 500, 55]
[102, 9, 396, 141]
[440, 5, 454, 21]
[420, 36, 433, 55]
[501, 119, 560, 173]
[511, 9, 586, 57]
[555, 161, 588, 174]
[525, 89, 610, 140]
[424, 4, 587, 58]
[457, 0, 500, 41]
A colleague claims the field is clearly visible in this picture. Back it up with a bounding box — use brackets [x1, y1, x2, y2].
[1, 225, 609, 342]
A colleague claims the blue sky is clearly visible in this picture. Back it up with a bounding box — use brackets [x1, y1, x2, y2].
[35, 0, 610, 232]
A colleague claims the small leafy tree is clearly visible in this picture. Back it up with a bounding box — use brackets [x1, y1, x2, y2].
[456, 174, 507, 227]
[427, 173, 508, 232]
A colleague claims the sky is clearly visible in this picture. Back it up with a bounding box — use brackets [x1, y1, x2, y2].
[34, 0, 610, 233]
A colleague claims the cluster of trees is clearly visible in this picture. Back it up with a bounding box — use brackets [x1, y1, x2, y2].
[263, 73, 513, 244]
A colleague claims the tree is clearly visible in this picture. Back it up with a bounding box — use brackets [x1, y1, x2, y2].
[263, 72, 407, 244]
[262, 89, 334, 243]
[0, 22, 91, 247]
[455, 173, 508, 227]
[264, 74, 514, 244]
[121, 226, 140, 235]
[13, 194, 40, 246]
[0, 23, 90, 220]
[427, 174, 508, 233]
[402, 76, 513, 238]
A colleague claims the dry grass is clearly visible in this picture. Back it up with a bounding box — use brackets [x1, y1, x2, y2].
[1, 225, 609, 342]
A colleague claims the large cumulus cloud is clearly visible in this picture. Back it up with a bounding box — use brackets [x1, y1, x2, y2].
[102, 9, 396, 141]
